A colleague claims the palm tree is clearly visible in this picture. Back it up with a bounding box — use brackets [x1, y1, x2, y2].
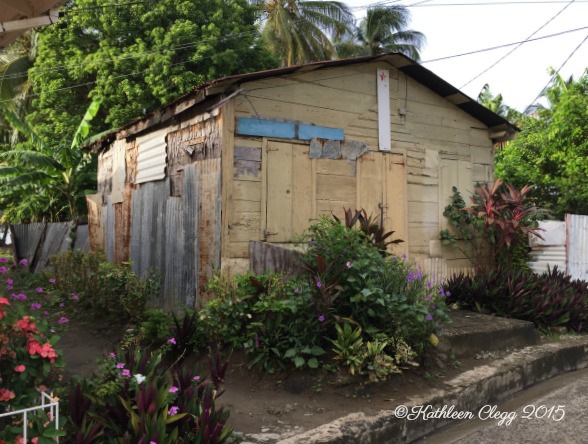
[336, 6, 425, 60]
[477, 83, 508, 117]
[0, 98, 103, 223]
[255, 0, 354, 66]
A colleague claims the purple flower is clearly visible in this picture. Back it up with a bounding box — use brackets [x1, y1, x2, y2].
[127, 328, 133, 332]
[168, 337, 176, 345]
[43, 311, 49, 316]
[426, 295, 432, 301]
[402, 254, 407, 260]
[427, 281, 432, 289]
[19, 258, 28, 266]
[31, 303, 42, 310]
[59, 303, 64, 307]
[446, 291, 451, 297]
[0, 257, 7, 263]
[440, 288, 446, 297]
[169, 386, 179, 393]
[71, 294, 79, 300]
[49, 278, 56, 284]
[6, 279, 13, 285]
[407, 272, 415, 283]
[0, 267, 6, 274]
[193, 375, 201, 381]
[13, 293, 26, 300]
[318, 314, 325, 322]
[109, 352, 116, 358]
[122, 369, 131, 377]
[58, 317, 69, 324]
[294, 288, 299, 293]
[36, 287, 43, 294]
[168, 406, 180, 416]
[6, 285, 12, 291]
[426, 314, 433, 321]
[116, 363, 125, 369]
[316, 281, 322, 288]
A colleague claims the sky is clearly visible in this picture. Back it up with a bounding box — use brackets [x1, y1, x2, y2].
[346, 0, 588, 112]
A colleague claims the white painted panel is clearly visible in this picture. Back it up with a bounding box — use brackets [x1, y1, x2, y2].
[568, 214, 588, 281]
[111, 139, 126, 203]
[136, 127, 168, 184]
[377, 68, 391, 151]
[529, 220, 566, 247]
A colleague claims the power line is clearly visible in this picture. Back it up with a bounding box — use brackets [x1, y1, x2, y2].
[525, 31, 588, 110]
[420, 24, 588, 63]
[460, 0, 576, 89]
[348, 0, 588, 11]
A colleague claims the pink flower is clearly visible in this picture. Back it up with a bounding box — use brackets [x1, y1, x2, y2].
[57, 317, 69, 324]
[31, 303, 42, 310]
[19, 258, 28, 266]
[71, 294, 79, 300]
[6, 279, 13, 285]
[169, 386, 179, 393]
[0, 266, 6, 274]
[122, 369, 131, 377]
[0, 257, 8, 263]
[116, 363, 125, 369]
[168, 337, 176, 345]
[59, 303, 64, 307]
[36, 287, 43, 293]
[109, 352, 116, 358]
[14, 365, 26, 373]
[49, 278, 56, 284]
[193, 375, 201, 381]
[168, 405, 180, 416]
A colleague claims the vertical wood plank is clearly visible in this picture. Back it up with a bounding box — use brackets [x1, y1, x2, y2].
[385, 153, 408, 256]
[183, 164, 199, 307]
[266, 141, 293, 242]
[220, 99, 235, 262]
[260, 138, 268, 238]
[292, 144, 314, 235]
[357, 151, 383, 219]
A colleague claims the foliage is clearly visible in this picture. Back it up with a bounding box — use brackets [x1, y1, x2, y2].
[255, 0, 354, 66]
[335, 5, 425, 60]
[200, 214, 448, 380]
[477, 83, 522, 124]
[495, 70, 588, 217]
[0, 98, 102, 223]
[0, 257, 66, 443]
[49, 250, 159, 320]
[444, 267, 588, 332]
[440, 180, 545, 272]
[27, 0, 277, 146]
[66, 347, 232, 443]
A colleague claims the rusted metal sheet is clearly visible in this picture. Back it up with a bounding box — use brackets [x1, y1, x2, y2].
[34, 222, 72, 272]
[182, 164, 199, 307]
[74, 225, 89, 252]
[86, 194, 105, 252]
[164, 197, 183, 310]
[249, 241, 304, 276]
[135, 127, 169, 184]
[126, 140, 138, 185]
[197, 158, 222, 304]
[568, 214, 588, 281]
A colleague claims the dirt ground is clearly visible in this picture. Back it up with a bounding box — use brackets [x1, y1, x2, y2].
[59, 315, 483, 438]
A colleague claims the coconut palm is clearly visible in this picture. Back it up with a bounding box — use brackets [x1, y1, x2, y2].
[255, 0, 355, 66]
[336, 5, 425, 61]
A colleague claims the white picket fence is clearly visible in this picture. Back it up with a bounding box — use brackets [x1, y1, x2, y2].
[0, 390, 60, 443]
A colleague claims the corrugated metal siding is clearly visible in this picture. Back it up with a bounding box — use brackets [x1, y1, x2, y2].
[568, 214, 588, 281]
[10, 223, 89, 271]
[136, 127, 169, 184]
[528, 220, 567, 275]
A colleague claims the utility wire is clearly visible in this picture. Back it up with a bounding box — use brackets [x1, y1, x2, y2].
[525, 31, 588, 110]
[460, 0, 576, 88]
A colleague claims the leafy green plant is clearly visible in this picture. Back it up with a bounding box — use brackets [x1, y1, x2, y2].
[440, 180, 545, 272]
[445, 267, 588, 332]
[331, 321, 365, 376]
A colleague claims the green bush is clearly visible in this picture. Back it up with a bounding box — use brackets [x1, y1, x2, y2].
[445, 267, 588, 331]
[49, 250, 159, 320]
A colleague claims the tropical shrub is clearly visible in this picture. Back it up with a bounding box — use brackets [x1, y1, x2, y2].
[66, 347, 232, 443]
[444, 267, 588, 332]
[440, 180, 545, 272]
[49, 250, 159, 320]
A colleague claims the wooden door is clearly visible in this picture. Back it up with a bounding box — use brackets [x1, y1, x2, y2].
[263, 140, 313, 242]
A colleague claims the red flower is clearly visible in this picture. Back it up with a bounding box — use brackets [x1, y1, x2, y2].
[0, 388, 15, 402]
[17, 316, 37, 335]
[14, 364, 26, 373]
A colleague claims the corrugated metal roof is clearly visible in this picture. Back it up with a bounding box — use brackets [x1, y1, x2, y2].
[89, 52, 519, 150]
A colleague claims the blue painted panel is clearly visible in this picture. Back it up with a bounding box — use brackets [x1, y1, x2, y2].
[298, 124, 344, 141]
[237, 118, 296, 138]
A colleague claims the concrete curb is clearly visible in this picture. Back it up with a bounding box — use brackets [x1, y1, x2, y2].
[271, 336, 588, 444]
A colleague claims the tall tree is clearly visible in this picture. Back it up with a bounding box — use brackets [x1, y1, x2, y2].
[336, 6, 425, 60]
[256, 0, 354, 66]
[477, 83, 522, 125]
[27, 0, 277, 147]
[495, 70, 588, 218]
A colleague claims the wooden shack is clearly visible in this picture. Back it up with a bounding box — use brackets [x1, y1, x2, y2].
[87, 53, 518, 309]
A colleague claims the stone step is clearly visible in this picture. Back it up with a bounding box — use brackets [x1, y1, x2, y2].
[438, 310, 540, 358]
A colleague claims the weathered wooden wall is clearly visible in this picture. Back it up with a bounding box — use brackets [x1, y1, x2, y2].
[224, 60, 493, 276]
[89, 112, 222, 309]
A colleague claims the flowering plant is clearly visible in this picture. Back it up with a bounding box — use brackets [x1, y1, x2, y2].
[0, 258, 65, 442]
